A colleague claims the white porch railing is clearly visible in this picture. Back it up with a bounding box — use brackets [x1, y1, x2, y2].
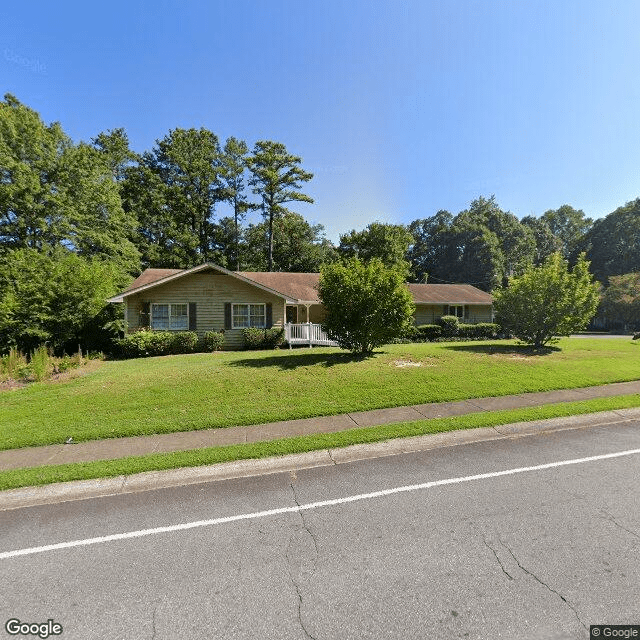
[285, 322, 338, 348]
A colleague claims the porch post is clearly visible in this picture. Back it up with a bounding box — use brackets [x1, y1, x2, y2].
[306, 304, 312, 347]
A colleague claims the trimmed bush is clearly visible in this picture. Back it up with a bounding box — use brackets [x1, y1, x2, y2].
[202, 331, 225, 352]
[169, 331, 198, 354]
[242, 327, 285, 350]
[471, 323, 500, 339]
[415, 324, 442, 341]
[116, 331, 199, 358]
[438, 315, 460, 337]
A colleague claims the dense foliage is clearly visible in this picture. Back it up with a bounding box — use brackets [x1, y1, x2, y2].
[599, 272, 640, 331]
[318, 258, 415, 354]
[0, 249, 123, 353]
[494, 253, 600, 347]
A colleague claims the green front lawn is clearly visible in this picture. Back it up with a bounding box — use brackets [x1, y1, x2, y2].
[1, 338, 639, 451]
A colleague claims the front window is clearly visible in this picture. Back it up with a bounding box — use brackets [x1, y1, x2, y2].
[447, 305, 465, 319]
[151, 303, 188, 330]
[232, 303, 265, 328]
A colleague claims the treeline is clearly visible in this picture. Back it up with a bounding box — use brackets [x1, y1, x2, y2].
[1, 93, 639, 352]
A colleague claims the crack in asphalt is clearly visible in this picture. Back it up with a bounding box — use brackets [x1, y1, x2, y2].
[292, 581, 319, 640]
[290, 480, 319, 563]
[599, 509, 640, 541]
[286, 479, 320, 640]
[150, 605, 158, 640]
[502, 542, 587, 630]
[481, 536, 513, 580]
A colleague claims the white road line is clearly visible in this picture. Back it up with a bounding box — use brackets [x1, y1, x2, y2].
[2, 447, 640, 560]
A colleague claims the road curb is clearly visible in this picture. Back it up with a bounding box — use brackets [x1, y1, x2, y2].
[1, 408, 639, 511]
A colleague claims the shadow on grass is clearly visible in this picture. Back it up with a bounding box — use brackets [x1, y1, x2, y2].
[441, 343, 560, 356]
[228, 349, 377, 370]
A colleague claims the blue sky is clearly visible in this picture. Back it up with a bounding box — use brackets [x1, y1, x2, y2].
[3, 0, 640, 242]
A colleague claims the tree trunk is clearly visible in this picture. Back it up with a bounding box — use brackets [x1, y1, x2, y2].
[268, 208, 274, 271]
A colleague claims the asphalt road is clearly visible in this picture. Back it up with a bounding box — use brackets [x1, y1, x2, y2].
[1, 419, 639, 640]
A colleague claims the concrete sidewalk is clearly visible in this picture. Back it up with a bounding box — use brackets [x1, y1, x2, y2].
[2, 380, 640, 472]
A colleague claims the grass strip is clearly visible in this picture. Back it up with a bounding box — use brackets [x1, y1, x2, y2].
[1, 394, 640, 492]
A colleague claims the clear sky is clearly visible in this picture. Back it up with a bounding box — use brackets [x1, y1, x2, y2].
[3, 0, 640, 242]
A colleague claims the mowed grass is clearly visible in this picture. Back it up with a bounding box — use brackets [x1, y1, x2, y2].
[1, 338, 639, 451]
[2, 394, 640, 491]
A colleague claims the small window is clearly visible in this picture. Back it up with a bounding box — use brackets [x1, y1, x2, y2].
[151, 303, 188, 331]
[447, 305, 465, 319]
[232, 303, 266, 329]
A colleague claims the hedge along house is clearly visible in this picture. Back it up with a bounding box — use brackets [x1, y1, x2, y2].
[108, 263, 493, 349]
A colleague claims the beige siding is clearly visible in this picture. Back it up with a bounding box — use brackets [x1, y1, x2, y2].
[414, 304, 493, 325]
[466, 305, 493, 323]
[414, 305, 445, 325]
[125, 271, 285, 349]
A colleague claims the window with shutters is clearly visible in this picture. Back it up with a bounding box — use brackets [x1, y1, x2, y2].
[232, 303, 266, 328]
[151, 303, 189, 330]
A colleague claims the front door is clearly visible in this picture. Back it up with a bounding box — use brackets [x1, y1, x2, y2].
[286, 305, 298, 323]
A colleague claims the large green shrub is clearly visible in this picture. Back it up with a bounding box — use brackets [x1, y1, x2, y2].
[241, 328, 285, 350]
[494, 252, 600, 347]
[318, 258, 415, 354]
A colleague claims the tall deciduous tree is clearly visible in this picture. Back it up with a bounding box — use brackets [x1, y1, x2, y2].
[574, 199, 640, 283]
[521, 215, 562, 264]
[0, 94, 139, 274]
[0, 93, 69, 251]
[92, 128, 137, 183]
[494, 253, 600, 348]
[407, 211, 454, 283]
[408, 214, 503, 290]
[126, 128, 223, 267]
[542, 204, 592, 259]
[248, 141, 314, 271]
[54, 142, 140, 273]
[600, 272, 640, 331]
[457, 196, 535, 281]
[407, 198, 534, 290]
[338, 222, 412, 271]
[318, 258, 415, 354]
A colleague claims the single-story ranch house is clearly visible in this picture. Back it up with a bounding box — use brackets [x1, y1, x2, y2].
[108, 263, 493, 349]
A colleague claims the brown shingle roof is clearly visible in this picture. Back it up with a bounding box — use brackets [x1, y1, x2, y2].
[111, 265, 493, 305]
[239, 272, 322, 302]
[408, 283, 493, 304]
[124, 268, 184, 293]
